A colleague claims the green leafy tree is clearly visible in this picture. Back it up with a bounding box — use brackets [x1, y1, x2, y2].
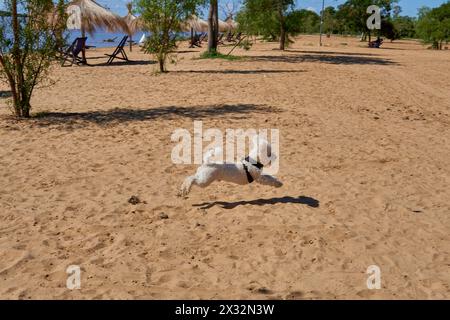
[336, 0, 398, 41]
[392, 15, 416, 39]
[134, 0, 201, 72]
[322, 6, 338, 35]
[0, 0, 65, 118]
[236, 5, 278, 42]
[237, 0, 295, 50]
[380, 19, 399, 41]
[392, 4, 401, 18]
[286, 9, 320, 34]
[416, 2, 450, 50]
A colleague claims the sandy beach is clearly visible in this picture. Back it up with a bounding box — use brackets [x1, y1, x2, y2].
[0, 35, 449, 299]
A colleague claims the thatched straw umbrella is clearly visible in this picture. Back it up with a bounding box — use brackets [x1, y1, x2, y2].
[182, 15, 208, 32]
[225, 17, 239, 31]
[123, 2, 141, 52]
[66, 0, 129, 61]
[67, 0, 129, 35]
[218, 19, 231, 33]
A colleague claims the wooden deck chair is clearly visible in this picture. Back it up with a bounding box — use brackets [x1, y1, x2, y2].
[190, 33, 203, 48]
[218, 33, 225, 45]
[105, 36, 129, 65]
[226, 31, 235, 42]
[200, 33, 208, 43]
[61, 37, 87, 67]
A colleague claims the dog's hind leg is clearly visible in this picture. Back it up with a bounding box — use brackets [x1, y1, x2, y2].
[255, 175, 283, 188]
[179, 172, 215, 197]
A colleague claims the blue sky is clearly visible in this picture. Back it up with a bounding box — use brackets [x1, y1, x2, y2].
[99, 0, 449, 18]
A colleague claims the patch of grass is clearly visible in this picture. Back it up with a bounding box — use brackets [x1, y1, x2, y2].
[198, 51, 242, 61]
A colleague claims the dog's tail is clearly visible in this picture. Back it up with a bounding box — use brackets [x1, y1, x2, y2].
[203, 147, 223, 164]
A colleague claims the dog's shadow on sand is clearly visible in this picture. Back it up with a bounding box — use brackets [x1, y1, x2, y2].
[193, 196, 319, 210]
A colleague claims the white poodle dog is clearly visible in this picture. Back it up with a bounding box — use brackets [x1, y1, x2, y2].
[179, 137, 282, 197]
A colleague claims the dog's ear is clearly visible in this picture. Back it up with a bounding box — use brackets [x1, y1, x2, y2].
[257, 139, 276, 165]
[249, 135, 260, 159]
[251, 135, 259, 151]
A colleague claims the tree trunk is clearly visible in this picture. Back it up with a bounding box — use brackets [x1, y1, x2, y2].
[56, 0, 66, 52]
[158, 50, 165, 72]
[278, 4, 286, 50]
[20, 98, 31, 118]
[11, 0, 30, 118]
[279, 24, 286, 50]
[208, 0, 218, 53]
[81, 28, 87, 63]
[360, 32, 367, 42]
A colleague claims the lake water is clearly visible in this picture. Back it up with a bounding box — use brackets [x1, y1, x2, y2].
[67, 30, 192, 48]
[68, 30, 146, 48]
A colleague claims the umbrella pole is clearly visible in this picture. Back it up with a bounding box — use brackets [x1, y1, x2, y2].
[130, 35, 133, 52]
[81, 28, 87, 64]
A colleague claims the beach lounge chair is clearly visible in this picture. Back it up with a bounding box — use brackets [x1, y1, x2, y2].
[105, 36, 129, 65]
[190, 33, 203, 48]
[61, 37, 87, 67]
[200, 33, 208, 43]
[218, 33, 225, 45]
[226, 31, 234, 42]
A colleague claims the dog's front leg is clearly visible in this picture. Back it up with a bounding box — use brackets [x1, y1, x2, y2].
[255, 174, 283, 188]
[179, 175, 196, 197]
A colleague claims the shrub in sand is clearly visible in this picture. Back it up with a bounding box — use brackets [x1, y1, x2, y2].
[0, 0, 66, 118]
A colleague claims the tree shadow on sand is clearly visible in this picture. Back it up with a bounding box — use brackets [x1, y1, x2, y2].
[0, 90, 12, 98]
[173, 69, 307, 75]
[284, 49, 380, 56]
[30, 104, 277, 127]
[95, 60, 157, 67]
[252, 53, 398, 65]
[193, 196, 320, 210]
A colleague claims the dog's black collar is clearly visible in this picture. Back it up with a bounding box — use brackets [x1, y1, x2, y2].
[243, 157, 264, 184]
[245, 157, 264, 170]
